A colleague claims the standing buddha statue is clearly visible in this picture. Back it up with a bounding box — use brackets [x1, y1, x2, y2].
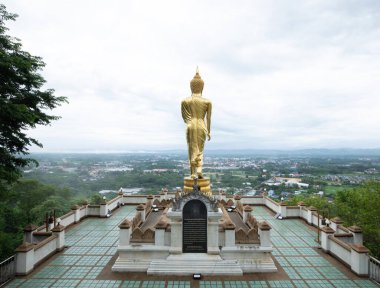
[181, 67, 212, 181]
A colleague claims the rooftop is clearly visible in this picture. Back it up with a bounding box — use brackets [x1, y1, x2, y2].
[6, 206, 379, 288]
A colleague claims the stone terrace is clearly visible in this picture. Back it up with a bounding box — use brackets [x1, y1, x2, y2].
[6, 206, 379, 288]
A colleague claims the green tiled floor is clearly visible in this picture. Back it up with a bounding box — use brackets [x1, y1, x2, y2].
[140, 280, 166, 288]
[283, 267, 302, 280]
[267, 280, 293, 287]
[249, 281, 269, 288]
[294, 267, 324, 280]
[17, 279, 56, 288]
[120, 281, 141, 288]
[167, 281, 191, 288]
[200, 281, 223, 288]
[33, 266, 70, 279]
[60, 266, 91, 279]
[51, 279, 81, 288]
[224, 281, 249, 288]
[285, 257, 309, 267]
[354, 280, 380, 288]
[77, 280, 121, 287]
[6, 205, 379, 288]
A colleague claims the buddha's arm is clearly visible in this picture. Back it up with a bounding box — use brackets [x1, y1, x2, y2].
[181, 100, 191, 123]
[206, 101, 212, 140]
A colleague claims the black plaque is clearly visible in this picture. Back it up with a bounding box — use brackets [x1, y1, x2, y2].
[183, 199, 207, 253]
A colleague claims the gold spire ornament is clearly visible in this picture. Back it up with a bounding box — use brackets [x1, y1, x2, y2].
[181, 67, 212, 180]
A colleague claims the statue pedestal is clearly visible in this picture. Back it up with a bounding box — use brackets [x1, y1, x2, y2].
[183, 177, 211, 196]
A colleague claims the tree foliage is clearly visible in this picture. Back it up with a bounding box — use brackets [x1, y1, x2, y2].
[0, 4, 67, 192]
[334, 181, 380, 257]
[285, 194, 331, 213]
[287, 181, 380, 257]
[0, 179, 76, 259]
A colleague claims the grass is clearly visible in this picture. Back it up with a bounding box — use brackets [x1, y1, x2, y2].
[324, 185, 353, 195]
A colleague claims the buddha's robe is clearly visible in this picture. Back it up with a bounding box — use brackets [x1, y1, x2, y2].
[181, 95, 212, 176]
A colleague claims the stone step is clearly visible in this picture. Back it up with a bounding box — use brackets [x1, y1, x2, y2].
[147, 258, 243, 275]
[112, 258, 150, 272]
[239, 258, 277, 272]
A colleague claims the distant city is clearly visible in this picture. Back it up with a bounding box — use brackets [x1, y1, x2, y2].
[24, 150, 380, 200]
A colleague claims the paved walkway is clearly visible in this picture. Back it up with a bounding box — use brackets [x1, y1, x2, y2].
[6, 206, 379, 288]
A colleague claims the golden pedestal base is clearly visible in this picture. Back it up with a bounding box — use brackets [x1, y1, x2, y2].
[183, 177, 211, 196]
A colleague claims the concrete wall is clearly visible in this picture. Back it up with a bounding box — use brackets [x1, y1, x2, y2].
[263, 197, 279, 213]
[301, 208, 308, 219]
[107, 196, 122, 211]
[286, 207, 300, 217]
[87, 205, 100, 216]
[329, 237, 351, 265]
[240, 197, 264, 205]
[33, 237, 57, 265]
[122, 195, 152, 204]
[60, 212, 75, 227]
[311, 212, 320, 227]
[80, 207, 87, 218]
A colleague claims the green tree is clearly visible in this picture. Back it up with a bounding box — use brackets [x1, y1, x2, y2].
[0, 4, 67, 193]
[286, 194, 330, 211]
[334, 182, 380, 257]
[30, 195, 70, 224]
[0, 179, 74, 259]
[90, 194, 104, 205]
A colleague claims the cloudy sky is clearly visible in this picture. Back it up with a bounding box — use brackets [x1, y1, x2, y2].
[3, 0, 380, 152]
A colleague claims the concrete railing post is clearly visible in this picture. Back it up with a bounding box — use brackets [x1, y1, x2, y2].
[23, 224, 37, 243]
[259, 221, 272, 248]
[136, 204, 145, 222]
[100, 199, 108, 218]
[15, 242, 34, 275]
[154, 217, 168, 246]
[348, 226, 363, 245]
[119, 219, 131, 246]
[167, 209, 182, 254]
[279, 202, 287, 218]
[51, 224, 65, 251]
[350, 244, 369, 276]
[307, 206, 317, 225]
[223, 218, 236, 247]
[298, 201, 306, 220]
[159, 189, 165, 201]
[208, 209, 223, 255]
[146, 195, 154, 207]
[71, 205, 81, 223]
[330, 217, 343, 232]
[320, 226, 334, 252]
[243, 205, 252, 223]
[169, 220, 182, 254]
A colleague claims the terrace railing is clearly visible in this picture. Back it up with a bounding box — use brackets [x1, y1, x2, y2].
[369, 255, 380, 284]
[0, 255, 15, 287]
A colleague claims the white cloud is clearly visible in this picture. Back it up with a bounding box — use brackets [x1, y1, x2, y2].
[3, 0, 380, 152]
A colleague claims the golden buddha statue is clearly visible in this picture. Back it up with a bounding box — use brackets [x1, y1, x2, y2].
[181, 67, 212, 179]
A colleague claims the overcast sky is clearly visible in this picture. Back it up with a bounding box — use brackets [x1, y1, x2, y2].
[3, 0, 380, 152]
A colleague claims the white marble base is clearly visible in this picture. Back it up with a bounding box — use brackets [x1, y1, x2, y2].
[112, 244, 170, 272]
[147, 253, 243, 276]
[221, 246, 277, 273]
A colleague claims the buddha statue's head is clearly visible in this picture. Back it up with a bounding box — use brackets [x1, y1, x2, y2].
[190, 67, 204, 94]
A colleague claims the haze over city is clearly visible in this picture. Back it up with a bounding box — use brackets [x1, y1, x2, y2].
[3, 0, 380, 152]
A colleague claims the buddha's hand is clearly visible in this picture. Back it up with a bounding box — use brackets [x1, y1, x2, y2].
[207, 133, 211, 141]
